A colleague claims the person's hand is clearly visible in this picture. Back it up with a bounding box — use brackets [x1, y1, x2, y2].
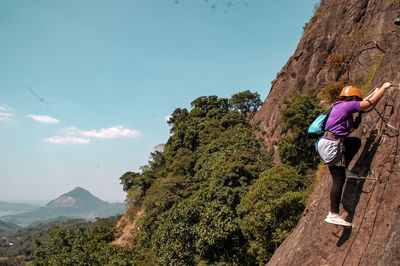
[381, 82, 392, 90]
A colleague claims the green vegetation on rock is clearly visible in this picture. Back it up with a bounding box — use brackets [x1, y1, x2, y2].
[278, 93, 324, 172]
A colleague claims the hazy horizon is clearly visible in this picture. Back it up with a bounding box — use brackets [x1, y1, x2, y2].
[1, 187, 126, 205]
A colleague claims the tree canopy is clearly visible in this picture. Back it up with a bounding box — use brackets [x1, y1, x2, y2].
[230, 90, 262, 115]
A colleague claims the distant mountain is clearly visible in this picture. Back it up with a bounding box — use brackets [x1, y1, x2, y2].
[0, 220, 20, 235]
[0, 187, 125, 227]
[0, 201, 39, 217]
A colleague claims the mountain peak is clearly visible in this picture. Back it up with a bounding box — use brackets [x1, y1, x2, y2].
[65, 187, 91, 196]
[1, 187, 125, 227]
[73, 186, 87, 191]
[47, 187, 103, 208]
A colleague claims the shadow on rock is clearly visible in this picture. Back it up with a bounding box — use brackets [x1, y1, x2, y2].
[337, 131, 380, 246]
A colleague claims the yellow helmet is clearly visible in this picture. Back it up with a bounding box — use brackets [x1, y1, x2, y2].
[339, 86, 363, 99]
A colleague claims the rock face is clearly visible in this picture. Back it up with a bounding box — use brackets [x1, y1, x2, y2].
[252, 0, 400, 163]
[48, 196, 76, 207]
[251, 0, 400, 265]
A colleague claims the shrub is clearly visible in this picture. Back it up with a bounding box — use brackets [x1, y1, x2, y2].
[278, 93, 324, 172]
[317, 76, 350, 104]
[239, 165, 308, 263]
[325, 52, 349, 72]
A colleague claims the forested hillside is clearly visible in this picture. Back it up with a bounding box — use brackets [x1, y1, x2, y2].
[0, 216, 125, 265]
[0, 220, 20, 236]
[0, 218, 87, 264]
[110, 91, 324, 265]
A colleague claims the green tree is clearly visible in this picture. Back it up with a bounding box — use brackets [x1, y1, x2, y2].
[278, 93, 324, 172]
[152, 202, 200, 265]
[119, 172, 143, 192]
[239, 165, 307, 263]
[191, 95, 230, 113]
[230, 90, 262, 115]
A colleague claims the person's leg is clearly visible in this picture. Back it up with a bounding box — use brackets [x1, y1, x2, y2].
[328, 165, 346, 213]
[325, 163, 352, 226]
[343, 137, 361, 168]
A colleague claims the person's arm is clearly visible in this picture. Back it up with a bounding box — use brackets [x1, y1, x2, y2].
[363, 88, 379, 101]
[359, 82, 392, 111]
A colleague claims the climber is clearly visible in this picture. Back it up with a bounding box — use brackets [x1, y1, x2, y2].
[316, 81, 392, 226]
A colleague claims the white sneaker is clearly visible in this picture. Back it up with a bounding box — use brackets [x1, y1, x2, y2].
[324, 212, 352, 227]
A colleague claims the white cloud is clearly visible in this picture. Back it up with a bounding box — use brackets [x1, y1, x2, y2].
[0, 105, 14, 111]
[46, 125, 140, 145]
[27, 114, 59, 124]
[0, 105, 14, 122]
[0, 112, 13, 121]
[63, 125, 140, 139]
[45, 136, 90, 145]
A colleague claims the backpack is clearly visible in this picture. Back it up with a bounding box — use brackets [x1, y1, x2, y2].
[307, 109, 332, 135]
[307, 102, 341, 136]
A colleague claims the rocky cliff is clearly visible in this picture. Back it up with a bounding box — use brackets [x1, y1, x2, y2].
[252, 0, 400, 265]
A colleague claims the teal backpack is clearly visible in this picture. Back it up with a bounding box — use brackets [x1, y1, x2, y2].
[307, 102, 341, 136]
[307, 110, 331, 135]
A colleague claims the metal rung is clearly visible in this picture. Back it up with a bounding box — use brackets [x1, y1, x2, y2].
[345, 169, 376, 180]
[346, 176, 377, 180]
[386, 124, 398, 132]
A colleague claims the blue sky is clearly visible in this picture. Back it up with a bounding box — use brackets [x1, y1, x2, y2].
[0, 0, 318, 203]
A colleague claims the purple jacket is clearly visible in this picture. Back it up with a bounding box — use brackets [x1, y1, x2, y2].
[323, 101, 360, 138]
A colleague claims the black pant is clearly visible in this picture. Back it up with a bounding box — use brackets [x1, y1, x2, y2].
[328, 137, 361, 213]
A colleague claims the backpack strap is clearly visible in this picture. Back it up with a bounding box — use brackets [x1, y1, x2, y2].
[325, 102, 352, 132]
